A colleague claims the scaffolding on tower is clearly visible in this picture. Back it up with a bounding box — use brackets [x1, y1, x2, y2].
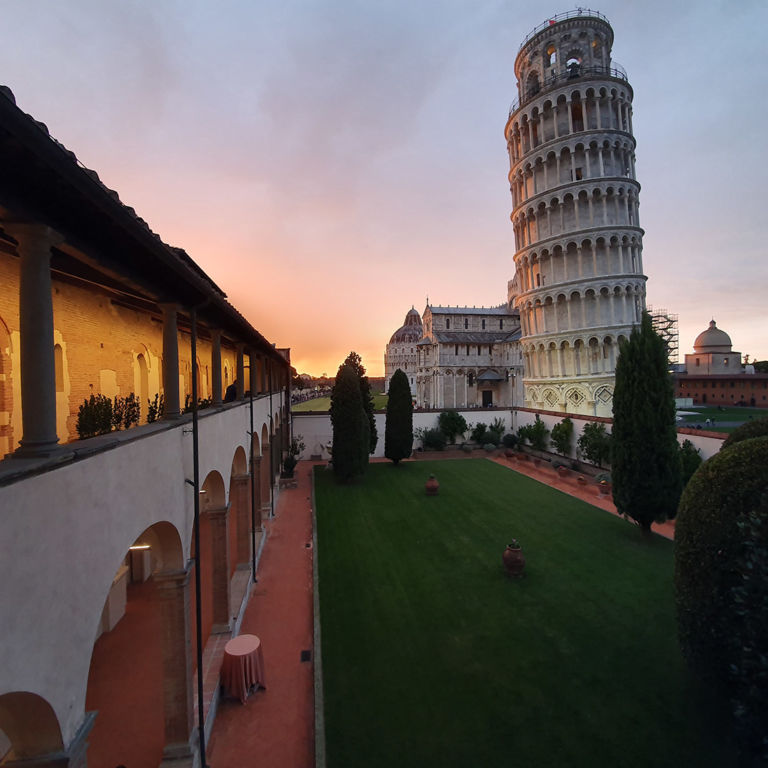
[648, 306, 679, 365]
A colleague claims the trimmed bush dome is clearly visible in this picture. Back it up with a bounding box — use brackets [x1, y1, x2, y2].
[675, 436, 768, 762]
[722, 415, 768, 450]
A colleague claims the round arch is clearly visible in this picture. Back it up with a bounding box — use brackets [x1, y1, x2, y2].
[0, 692, 63, 760]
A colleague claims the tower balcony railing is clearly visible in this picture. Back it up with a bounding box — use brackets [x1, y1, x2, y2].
[519, 9, 611, 47]
[509, 62, 628, 116]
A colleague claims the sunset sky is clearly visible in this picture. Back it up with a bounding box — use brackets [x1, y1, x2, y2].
[2, 0, 766, 376]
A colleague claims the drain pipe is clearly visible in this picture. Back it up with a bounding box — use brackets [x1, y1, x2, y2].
[268, 358, 275, 520]
[248, 367, 257, 583]
[189, 307, 208, 768]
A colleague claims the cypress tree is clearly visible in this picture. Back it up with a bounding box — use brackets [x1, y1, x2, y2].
[612, 312, 682, 533]
[343, 351, 378, 453]
[330, 363, 368, 482]
[385, 368, 413, 464]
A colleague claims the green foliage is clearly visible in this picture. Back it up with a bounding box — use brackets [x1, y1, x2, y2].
[550, 417, 574, 456]
[722, 415, 768, 450]
[675, 437, 768, 762]
[330, 363, 369, 482]
[518, 415, 549, 451]
[729, 509, 768, 763]
[344, 351, 378, 454]
[678, 439, 703, 488]
[502, 433, 518, 449]
[488, 417, 506, 445]
[384, 369, 413, 465]
[76, 394, 113, 439]
[437, 410, 468, 443]
[182, 394, 213, 414]
[147, 393, 164, 423]
[577, 422, 612, 468]
[422, 428, 447, 451]
[470, 422, 489, 444]
[612, 313, 682, 532]
[289, 433, 306, 457]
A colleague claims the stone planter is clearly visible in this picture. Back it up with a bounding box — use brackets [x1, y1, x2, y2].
[502, 544, 525, 578]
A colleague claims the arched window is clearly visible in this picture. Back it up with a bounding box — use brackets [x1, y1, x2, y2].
[526, 71, 540, 98]
[545, 44, 556, 68]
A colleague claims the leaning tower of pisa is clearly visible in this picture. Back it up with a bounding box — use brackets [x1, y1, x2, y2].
[505, 10, 646, 417]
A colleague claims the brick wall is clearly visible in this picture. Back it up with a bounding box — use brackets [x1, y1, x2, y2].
[0, 251, 240, 448]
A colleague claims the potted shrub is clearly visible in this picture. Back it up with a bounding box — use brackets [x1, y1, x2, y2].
[596, 472, 612, 495]
[502, 539, 525, 578]
[281, 434, 306, 479]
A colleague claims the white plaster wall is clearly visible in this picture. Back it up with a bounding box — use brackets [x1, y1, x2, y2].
[0, 394, 281, 746]
[293, 409, 513, 459]
[514, 409, 725, 461]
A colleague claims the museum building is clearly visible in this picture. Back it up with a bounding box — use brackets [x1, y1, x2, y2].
[0, 84, 291, 766]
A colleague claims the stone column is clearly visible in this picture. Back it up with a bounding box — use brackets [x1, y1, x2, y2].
[236, 346, 245, 400]
[250, 456, 264, 531]
[231, 474, 251, 566]
[154, 565, 197, 767]
[211, 330, 222, 406]
[8, 223, 62, 457]
[248, 351, 257, 398]
[160, 304, 181, 418]
[205, 504, 232, 633]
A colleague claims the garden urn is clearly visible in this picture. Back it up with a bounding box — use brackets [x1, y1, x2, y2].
[502, 543, 525, 578]
[425, 474, 439, 496]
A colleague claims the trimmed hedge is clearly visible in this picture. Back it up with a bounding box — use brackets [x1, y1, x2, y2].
[722, 415, 768, 450]
[675, 436, 768, 761]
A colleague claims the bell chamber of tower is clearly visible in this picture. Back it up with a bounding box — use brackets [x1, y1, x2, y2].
[504, 9, 647, 417]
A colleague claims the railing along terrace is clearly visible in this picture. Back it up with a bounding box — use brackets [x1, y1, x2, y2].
[508, 63, 628, 116]
[519, 8, 610, 47]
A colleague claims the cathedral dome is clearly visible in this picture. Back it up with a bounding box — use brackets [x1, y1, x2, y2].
[389, 307, 423, 344]
[693, 320, 732, 353]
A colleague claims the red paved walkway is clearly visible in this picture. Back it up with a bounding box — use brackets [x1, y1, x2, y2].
[207, 463, 316, 768]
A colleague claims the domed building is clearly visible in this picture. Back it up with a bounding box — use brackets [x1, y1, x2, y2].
[676, 320, 768, 407]
[384, 308, 423, 393]
[686, 320, 741, 374]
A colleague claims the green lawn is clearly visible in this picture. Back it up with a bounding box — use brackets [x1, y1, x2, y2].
[677, 405, 766, 430]
[293, 393, 388, 412]
[315, 460, 735, 768]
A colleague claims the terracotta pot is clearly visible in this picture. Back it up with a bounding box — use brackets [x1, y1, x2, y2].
[504, 448, 515, 459]
[577, 475, 587, 485]
[502, 545, 526, 578]
[518, 453, 529, 462]
[598, 482, 611, 495]
[425, 475, 439, 496]
[557, 466, 569, 477]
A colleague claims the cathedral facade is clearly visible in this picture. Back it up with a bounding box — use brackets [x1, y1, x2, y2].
[414, 304, 523, 409]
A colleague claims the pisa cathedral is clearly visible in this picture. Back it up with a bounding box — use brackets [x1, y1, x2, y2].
[385, 10, 646, 418]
